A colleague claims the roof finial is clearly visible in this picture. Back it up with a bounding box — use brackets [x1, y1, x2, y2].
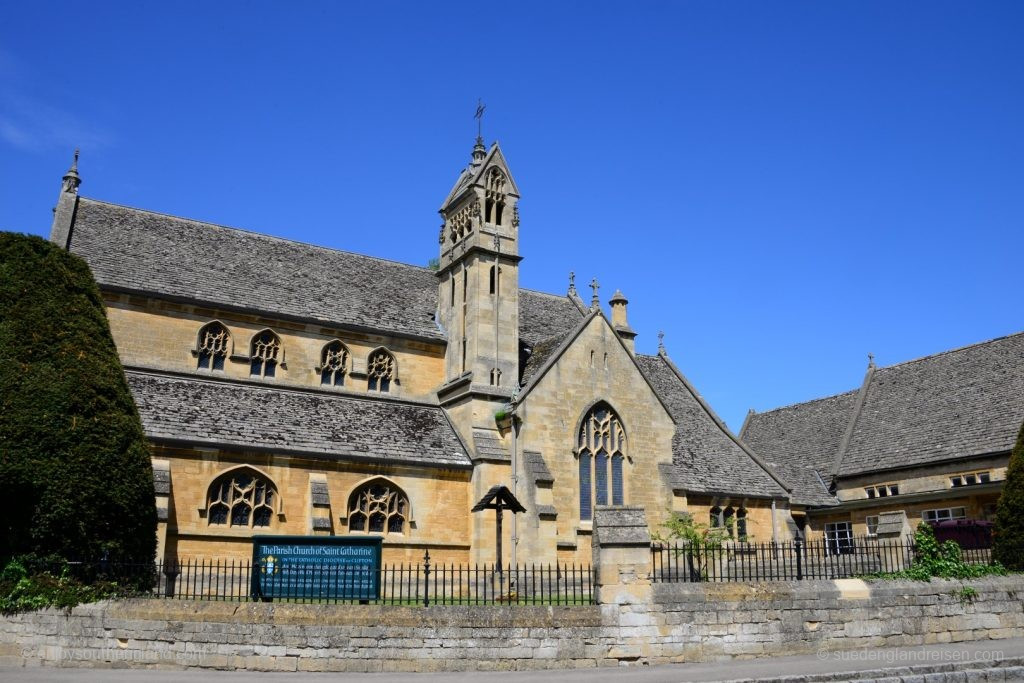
[472, 99, 487, 163]
[567, 271, 577, 297]
[589, 278, 600, 310]
[61, 148, 81, 194]
[658, 330, 666, 354]
[867, 352, 876, 369]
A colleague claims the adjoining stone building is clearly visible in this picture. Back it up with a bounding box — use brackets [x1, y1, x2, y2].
[47, 142, 794, 565]
[741, 331, 1024, 547]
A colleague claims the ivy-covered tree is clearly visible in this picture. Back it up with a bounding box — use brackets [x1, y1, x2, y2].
[993, 419, 1024, 570]
[0, 233, 156, 564]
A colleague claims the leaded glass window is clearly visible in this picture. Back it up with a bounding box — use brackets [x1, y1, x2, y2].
[207, 469, 277, 528]
[348, 481, 408, 535]
[367, 349, 395, 392]
[577, 403, 626, 521]
[320, 340, 349, 386]
[196, 321, 230, 371]
[250, 330, 281, 378]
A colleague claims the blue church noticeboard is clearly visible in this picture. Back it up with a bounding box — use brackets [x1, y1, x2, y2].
[251, 535, 382, 601]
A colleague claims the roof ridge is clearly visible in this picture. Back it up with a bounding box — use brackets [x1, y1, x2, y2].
[519, 287, 576, 300]
[80, 197, 438, 274]
[829, 364, 876, 478]
[752, 388, 861, 417]
[874, 329, 1024, 372]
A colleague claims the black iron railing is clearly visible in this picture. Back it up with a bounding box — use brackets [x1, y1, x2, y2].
[651, 533, 997, 583]
[56, 553, 595, 606]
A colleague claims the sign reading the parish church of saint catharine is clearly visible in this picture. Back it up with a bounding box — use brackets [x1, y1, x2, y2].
[251, 536, 382, 601]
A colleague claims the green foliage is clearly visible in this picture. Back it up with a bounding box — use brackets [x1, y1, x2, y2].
[953, 586, 978, 603]
[0, 233, 156, 565]
[426, 257, 440, 271]
[993, 420, 1024, 570]
[0, 558, 130, 614]
[655, 511, 729, 547]
[865, 523, 1008, 581]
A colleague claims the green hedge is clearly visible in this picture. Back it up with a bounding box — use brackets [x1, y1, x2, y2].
[0, 233, 156, 565]
[993, 420, 1024, 570]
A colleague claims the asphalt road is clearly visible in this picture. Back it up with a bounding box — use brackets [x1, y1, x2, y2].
[2, 638, 1022, 683]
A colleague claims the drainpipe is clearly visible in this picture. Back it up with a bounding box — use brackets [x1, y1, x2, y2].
[771, 498, 779, 543]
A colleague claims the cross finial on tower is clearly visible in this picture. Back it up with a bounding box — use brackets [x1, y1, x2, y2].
[474, 99, 486, 142]
[589, 278, 600, 309]
[61, 148, 81, 194]
[867, 352, 876, 368]
[658, 330, 666, 354]
[568, 271, 577, 297]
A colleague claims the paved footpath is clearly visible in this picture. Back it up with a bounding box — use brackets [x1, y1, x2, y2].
[2, 638, 1024, 682]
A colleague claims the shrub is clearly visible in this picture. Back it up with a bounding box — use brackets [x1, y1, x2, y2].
[993, 420, 1024, 570]
[0, 233, 156, 566]
[866, 523, 1007, 581]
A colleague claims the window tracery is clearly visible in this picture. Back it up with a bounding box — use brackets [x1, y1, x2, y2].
[249, 330, 281, 378]
[447, 201, 479, 243]
[320, 340, 349, 386]
[485, 168, 507, 225]
[577, 403, 626, 521]
[196, 321, 230, 371]
[367, 349, 395, 392]
[207, 469, 277, 528]
[347, 480, 408, 534]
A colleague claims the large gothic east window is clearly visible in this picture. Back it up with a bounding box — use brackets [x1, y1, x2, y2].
[207, 469, 278, 528]
[577, 403, 626, 521]
[347, 480, 409, 534]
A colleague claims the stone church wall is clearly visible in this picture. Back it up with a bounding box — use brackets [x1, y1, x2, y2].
[155, 444, 472, 565]
[103, 293, 446, 400]
[516, 316, 677, 563]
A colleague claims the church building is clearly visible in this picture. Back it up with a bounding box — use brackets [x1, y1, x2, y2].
[48, 139, 796, 565]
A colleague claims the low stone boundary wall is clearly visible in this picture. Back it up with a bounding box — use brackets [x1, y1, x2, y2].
[1, 576, 1023, 672]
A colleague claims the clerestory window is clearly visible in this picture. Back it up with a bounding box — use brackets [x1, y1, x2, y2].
[320, 340, 349, 386]
[367, 348, 395, 392]
[196, 321, 230, 371]
[249, 329, 281, 378]
[577, 402, 626, 521]
[207, 469, 278, 528]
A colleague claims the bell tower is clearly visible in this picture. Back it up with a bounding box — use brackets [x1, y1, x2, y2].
[436, 136, 522, 389]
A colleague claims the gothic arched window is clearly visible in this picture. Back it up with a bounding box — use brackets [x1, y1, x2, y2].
[577, 402, 626, 521]
[367, 348, 395, 392]
[207, 469, 277, 528]
[320, 340, 349, 386]
[486, 168, 507, 225]
[249, 329, 281, 378]
[347, 480, 409, 535]
[196, 321, 230, 371]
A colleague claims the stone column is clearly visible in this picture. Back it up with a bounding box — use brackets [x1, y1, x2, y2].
[592, 506, 652, 605]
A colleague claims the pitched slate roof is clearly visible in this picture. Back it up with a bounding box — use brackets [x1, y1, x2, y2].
[839, 331, 1024, 476]
[744, 330, 1024, 494]
[635, 354, 788, 499]
[518, 289, 586, 348]
[740, 392, 856, 506]
[69, 199, 445, 340]
[124, 370, 471, 468]
[67, 198, 585, 350]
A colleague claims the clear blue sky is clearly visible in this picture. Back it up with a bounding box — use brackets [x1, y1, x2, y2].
[2, 2, 1021, 429]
